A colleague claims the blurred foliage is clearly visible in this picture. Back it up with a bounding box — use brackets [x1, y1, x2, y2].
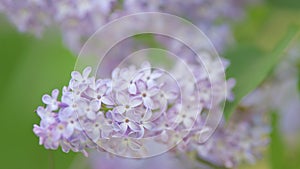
[224, 3, 300, 118]
[0, 18, 79, 169]
[268, 0, 300, 9]
[270, 112, 300, 169]
[224, 26, 298, 120]
[270, 112, 285, 169]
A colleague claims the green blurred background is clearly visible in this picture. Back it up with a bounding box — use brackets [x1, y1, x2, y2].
[0, 1, 300, 169]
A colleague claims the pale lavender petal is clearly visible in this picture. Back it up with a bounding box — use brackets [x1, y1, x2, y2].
[52, 130, 62, 141]
[151, 70, 163, 79]
[102, 96, 114, 106]
[144, 122, 155, 130]
[128, 121, 141, 132]
[59, 108, 73, 120]
[36, 106, 46, 118]
[128, 83, 137, 94]
[42, 95, 52, 104]
[138, 127, 145, 138]
[126, 110, 140, 122]
[141, 61, 151, 69]
[115, 106, 126, 114]
[166, 91, 178, 100]
[63, 125, 74, 138]
[51, 89, 59, 99]
[113, 113, 125, 122]
[97, 84, 107, 95]
[83, 67, 92, 79]
[143, 109, 152, 121]
[112, 67, 120, 79]
[130, 97, 143, 107]
[161, 131, 169, 142]
[137, 80, 146, 91]
[116, 92, 128, 105]
[183, 118, 194, 128]
[85, 88, 95, 98]
[143, 97, 154, 109]
[92, 129, 100, 142]
[87, 111, 96, 120]
[101, 129, 111, 139]
[119, 123, 128, 134]
[90, 100, 101, 112]
[61, 95, 72, 105]
[148, 87, 160, 96]
[71, 71, 82, 81]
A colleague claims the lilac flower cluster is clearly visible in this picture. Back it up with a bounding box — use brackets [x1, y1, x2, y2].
[0, 0, 255, 52]
[192, 107, 270, 168]
[34, 61, 205, 155]
[33, 58, 270, 168]
[33, 56, 235, 155]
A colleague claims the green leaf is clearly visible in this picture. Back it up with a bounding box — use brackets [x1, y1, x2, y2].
[268, 0, 300, 9]
[270, 112, 285, 169]
[224, 26, 299, 120]
[270, 112, 300, 169]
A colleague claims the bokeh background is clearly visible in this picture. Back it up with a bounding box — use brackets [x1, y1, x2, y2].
[0, 0, 300, 169]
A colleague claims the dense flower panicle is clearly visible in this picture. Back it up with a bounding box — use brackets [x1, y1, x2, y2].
[33, 57, 230, 153]
[192, 108, 270, 168]
[0, 0, 255, 52]
[34, 61, 203, 155]
[33, 58, 270, 168]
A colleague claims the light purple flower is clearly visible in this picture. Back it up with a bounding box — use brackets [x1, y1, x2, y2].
[140, 62, 163, 88]
[85, 112, 114, 141]
[136, 80, 160, 109]
[42, 89, 59, 111]
[113, 111, 141, 136]
[112, 66, 143, 94]
[115, 92, 142, 114]
[77, 99, 101, 120]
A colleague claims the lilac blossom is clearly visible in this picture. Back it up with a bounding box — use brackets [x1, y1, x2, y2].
[32, 58, 271, 168]
[34, 62, 185, 156]
[42, 89, 59, 111]
[115, 92, 142, 114]
[0, 0, 256, 53]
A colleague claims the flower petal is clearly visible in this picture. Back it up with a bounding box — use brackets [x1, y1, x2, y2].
[102, 96, 114, 105]
[130, 97, 142, 107]
[87, 111, 96, 120]
[63, 125, 74, 138]
[42, 95, 52, 104]
[119, 123, 128, 134]
[115, 106, 125, 114]
[90, 100, 101, 112]
[128, 121, 141, 132]
[116, 92, 128, 105]
[51, 89, 59, 99]
[83, 67, 92, 79]
[71, 71, 82, 81]
[143, 97, 154, 109]
[128, 83, 137, 94]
